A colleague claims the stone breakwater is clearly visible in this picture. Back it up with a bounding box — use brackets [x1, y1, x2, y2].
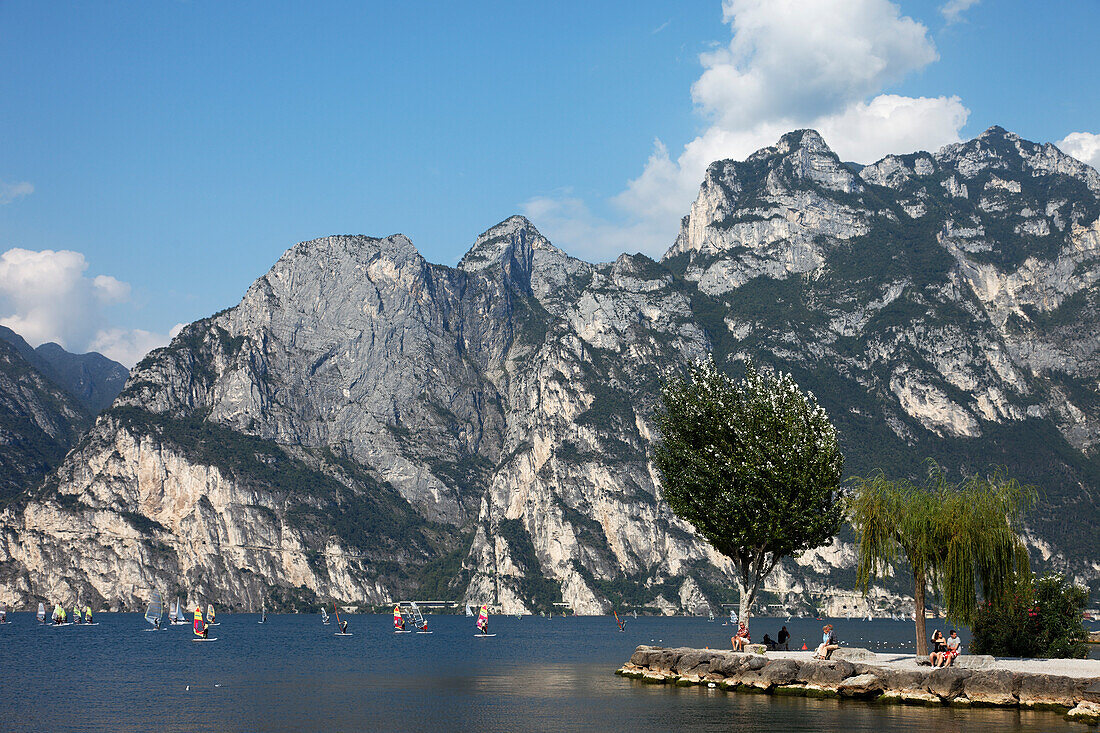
[617, 646, 1100, 725]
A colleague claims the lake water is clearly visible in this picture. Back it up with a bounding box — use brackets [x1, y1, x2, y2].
[2, 613, 1095, 731]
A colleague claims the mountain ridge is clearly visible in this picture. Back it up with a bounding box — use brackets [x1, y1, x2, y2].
[1, 125, 1097, 613]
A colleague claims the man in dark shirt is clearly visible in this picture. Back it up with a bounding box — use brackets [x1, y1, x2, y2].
[777, 625, 790, 650]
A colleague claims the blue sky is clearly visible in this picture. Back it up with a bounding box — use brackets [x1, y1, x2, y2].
[0, 0, 1097, 365]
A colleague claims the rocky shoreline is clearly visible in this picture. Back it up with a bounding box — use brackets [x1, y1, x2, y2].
[618, 646, 1100, 725]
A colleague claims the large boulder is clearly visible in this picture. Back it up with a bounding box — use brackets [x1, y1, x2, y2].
[1066, 700, 1100, 725]
[838, 673, 884, 699]
[926, 668, 969, 701]
[1083, 680, 1100, 704]
[954, 655, 996, 670]
[629, 645, 659, 667]
[1017, 674, 1087, 709]
[962, 670, 1018, 706]
[652, 648, 687, 674]
[710, 653, 749, 678]
[877, 669, 938, 704]
[758, 659, 802, 687]
[796, 659, 855, 688]
[832, 647, 876, 662]
[746, 655, 768, 671]
[673, 650, 718, 675]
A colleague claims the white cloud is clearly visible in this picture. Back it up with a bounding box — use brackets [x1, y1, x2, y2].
[941, 0, 979, 24]
[89, 328, 174, 368]
[1057, 132, 1100, 170]
[527, 0, 971, 259]
[0, 248, 173, 367]
[0, 180, 34, 205]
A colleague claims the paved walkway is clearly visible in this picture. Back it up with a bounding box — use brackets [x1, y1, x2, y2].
[764, 650, 1100, 679]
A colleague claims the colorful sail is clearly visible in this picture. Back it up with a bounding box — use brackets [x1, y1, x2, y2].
[193, 606, 204, 635]
[476, 604, 489, 633]
[393, 605, 404, 629]
[207, 604, 215, 623]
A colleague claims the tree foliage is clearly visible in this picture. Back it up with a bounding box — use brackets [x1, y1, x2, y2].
[654, 358, 844, 627]
[970, 573, 1089, 659]
[849, 462, 1034, 656]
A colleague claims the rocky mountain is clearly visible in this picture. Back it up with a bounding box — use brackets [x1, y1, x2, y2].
[0, 336, 92, 505]
[1, 126, 1097, 614]
[0, 326, 128, 414]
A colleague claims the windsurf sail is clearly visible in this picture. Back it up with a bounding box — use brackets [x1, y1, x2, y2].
[170, 597, 185, 623]
[193, 606, 204, 636]
[729, 610, 737, 625]
[37, 602, 45, 623]
[476, 604, 489, 634]
[465, 603, 475, 617]
[321, 607, 329, 624]
[398, 602, 426, 630]
[207, 604, 215, 623]
[614, 610, 625, 631]
[145, 592, 164, 628]
[260, 604, 266, 623]
[393, 605, 404, 630]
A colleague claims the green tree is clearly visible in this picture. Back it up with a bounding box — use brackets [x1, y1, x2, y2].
[849, 463, 1034, 657]
[654, 358, 844, 630]
[970, 573, 1089, 658]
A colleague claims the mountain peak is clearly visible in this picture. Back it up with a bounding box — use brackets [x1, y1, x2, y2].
[458, 215, 566, 274]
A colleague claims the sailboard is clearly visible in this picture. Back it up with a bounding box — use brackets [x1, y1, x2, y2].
[192, 637, 219, 642]
[398, 601, 428, 632]
[37, 603, 46, 624]
[333, 606, 351, 636]
[258, 604, 266, 624]
[475, 603, 491, 636]
[170, 597, 188, 624]
[321, 607, 329, 625]
[207, 603, 219, 625]
[614, 610, 626, 632]
[474, 634, 497, 638]
[145, 592, 164, 630]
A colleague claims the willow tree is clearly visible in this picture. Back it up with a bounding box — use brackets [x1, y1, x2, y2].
[849, 463, 1034, 657]
[654, 358, 844, 630]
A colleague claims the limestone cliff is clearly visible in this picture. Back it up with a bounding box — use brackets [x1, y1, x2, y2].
[1, 126, 1097, 613]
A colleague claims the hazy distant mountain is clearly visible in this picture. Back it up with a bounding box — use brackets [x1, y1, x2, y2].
[1, 126, 1097, 613]
[0, 337, 91, 504]
[0, 327, 128, 413]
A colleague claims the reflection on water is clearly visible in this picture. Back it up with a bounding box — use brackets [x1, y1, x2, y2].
[0, 614, 1091, 732]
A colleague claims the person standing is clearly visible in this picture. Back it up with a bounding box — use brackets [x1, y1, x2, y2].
[778, 625, 790, 651]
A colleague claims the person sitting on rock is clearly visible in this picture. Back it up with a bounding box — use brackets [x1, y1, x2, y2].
[942, 630, 961, 667]
[777, 625, 790, 651]
[929, 629, 947, 666]
[814, 624, 839, 659]
[731, 622, 750, 652]
[762, 633, 779, 651]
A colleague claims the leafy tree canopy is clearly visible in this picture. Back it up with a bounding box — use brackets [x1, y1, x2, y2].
[654, 358, 844, 626]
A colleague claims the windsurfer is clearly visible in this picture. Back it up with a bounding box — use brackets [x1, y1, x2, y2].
[84, 606, 93, 624]
[393, 605, 404, 632]
[476, 604, 489, 635]
[340, 618, 349, 635]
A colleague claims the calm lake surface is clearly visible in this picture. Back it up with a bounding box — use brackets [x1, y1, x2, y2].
[2, 613, 1095, 731]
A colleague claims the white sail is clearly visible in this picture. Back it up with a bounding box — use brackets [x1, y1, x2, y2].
[37, 602, 45, 622]
[321, 608, 329, 624]
[170, 597, 184, 622]
[145, 592, 164, 627]
[465, 604, 475, 617]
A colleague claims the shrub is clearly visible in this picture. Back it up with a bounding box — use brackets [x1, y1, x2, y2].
[970, 573, 1088, 658]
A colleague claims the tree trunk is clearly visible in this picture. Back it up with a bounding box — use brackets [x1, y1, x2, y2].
[737, 578, 752, 632]
[913, 570, 928, 658]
